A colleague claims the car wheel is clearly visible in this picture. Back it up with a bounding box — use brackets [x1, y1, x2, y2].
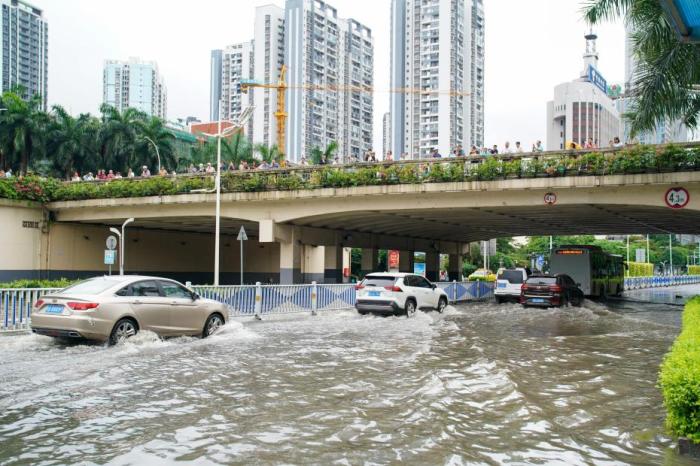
[573, 293, 584, 307]
[358, 310, 369, 316]
[110, 318, 138, 345]
[437, 297, 447, 313]
[203, 313, 224, 338]
[405, 299, 417, 318]
[495, 296, 503, 304]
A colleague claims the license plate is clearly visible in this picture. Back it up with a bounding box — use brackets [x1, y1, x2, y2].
[368, 291, 381, 297]
[531, 298, 545, 303]
[45, 304, 64, 314]
[498, 283, 507, 288]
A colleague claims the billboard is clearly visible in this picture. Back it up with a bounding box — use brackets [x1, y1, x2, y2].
[388, 250, 400, 270]
[587, 65, 607, 93]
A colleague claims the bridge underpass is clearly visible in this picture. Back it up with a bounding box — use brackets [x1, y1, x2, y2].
[29, 170, 699, 283]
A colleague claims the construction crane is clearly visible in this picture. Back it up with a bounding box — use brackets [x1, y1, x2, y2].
[241, 64, 288, 155]
[240, 64, 471, 155]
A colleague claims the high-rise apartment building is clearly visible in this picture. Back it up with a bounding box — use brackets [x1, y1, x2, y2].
[285, 0, 373, 162]
[383, 112, 391, 156]
[0, 0, 48, 109]
[209, 50, 223, 122]
[103, 58, 167, 119]
[252, 4, 285, 150]
[546, 33, 620, 150]
[619, 24, 687, 145]
[213, 42, 255, 138]
[390, 0, 482, 159]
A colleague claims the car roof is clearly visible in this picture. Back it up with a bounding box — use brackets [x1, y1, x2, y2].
[82, 275, 181, 284]
[365, 272, 416, 278]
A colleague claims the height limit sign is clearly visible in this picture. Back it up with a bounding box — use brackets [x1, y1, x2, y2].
[665, 187, 689, 209]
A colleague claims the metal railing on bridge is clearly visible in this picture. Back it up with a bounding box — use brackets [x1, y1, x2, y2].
[623, 275, 700, 290]
[0, 281, 495, 332]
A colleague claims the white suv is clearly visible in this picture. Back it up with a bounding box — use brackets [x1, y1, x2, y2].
[494, 268, 528, 303]
[355, 273, 449, 316]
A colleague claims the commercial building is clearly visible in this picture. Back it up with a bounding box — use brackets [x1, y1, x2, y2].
[209, 42, 255, 139]
[546, 32, 621, 150]
[0, 0, 48, 109]
[103, 58, 167, 119]
[617, 24, 687, 145]
[390, 0, 483, 159]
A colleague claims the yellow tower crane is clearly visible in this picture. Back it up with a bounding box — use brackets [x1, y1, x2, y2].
[241, 64, 471, 157]
[240, 64, 288, 155]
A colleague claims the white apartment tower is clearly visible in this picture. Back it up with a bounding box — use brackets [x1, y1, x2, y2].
[383, 112, 391, 156]
[0, 0, 48, 109]
[390, 0, 482, 159]
[221, 42, 255, 139]
[252, 4, 285, 150]
[284, 0, 373, 162]
[103, 58, 167, 119]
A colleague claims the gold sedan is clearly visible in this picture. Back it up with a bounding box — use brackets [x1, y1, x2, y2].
[31, 276, 229, 344]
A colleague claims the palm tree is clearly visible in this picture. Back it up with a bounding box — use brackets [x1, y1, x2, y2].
[583, 0, 700, 135]
[221, 133, 254, 165]
[99, 104, 148, 173]
[254, 143, 284, 163]
[135, 116, 176, 172]
[47, 106, 100, 179]
[0, 88, 47, 174]
[311, 141, 338, 165]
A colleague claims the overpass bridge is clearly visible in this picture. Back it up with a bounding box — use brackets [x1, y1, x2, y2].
[3, 144, 700, 283]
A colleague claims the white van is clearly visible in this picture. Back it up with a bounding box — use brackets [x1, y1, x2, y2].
[494, 268, 528, 303]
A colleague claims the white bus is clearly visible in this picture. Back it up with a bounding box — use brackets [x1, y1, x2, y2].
[550, 245, 624, 297]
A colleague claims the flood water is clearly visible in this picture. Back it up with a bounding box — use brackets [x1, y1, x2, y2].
[0, 287, 697, 465]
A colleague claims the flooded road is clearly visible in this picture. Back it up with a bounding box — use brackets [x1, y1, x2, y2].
[0, 287, 696, 465]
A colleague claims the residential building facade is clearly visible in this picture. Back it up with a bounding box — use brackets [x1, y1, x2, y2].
[103, 58, 167, 119]
[383, 112, 391, 156]
[390, 0, 480, 159]
[209, 50, 223, 122]
[546, 33, 620, 150]
[219, 42, 255, 139]
[0, 0, 48, 109]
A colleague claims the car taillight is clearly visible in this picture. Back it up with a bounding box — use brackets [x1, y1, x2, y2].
[385, 286, 403, 292]
[34, 299, 44, 309]
[66, 302, 99, 311]
[355, 284, 365, 290]
[521, 284, 528, 291]
[548, 285, 562, 293]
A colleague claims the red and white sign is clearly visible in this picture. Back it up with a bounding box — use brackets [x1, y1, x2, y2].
[544, 192, 557, 205]
[665, 187, 690, 209]
[388, 250, 400, 270]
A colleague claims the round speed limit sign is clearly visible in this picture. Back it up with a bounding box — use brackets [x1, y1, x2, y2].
[665, 187, 689, 209]
[544, 192, 557, 205]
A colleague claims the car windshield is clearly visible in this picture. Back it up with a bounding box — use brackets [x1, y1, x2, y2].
[58, 277, 123, 295]
[362, 276, 397, 287]
[498, 270, 524, 284]
[526, 276, 556, 285]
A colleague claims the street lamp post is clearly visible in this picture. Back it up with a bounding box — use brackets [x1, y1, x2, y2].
[143, 136, 161, 175]
[110, 217, 134, 275]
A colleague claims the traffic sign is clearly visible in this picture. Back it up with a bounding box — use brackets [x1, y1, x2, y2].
[237, 226, 248, 241]
[544, 192, 557, 205]
[106, 235, 118, 250]
[104, 250, 116, 265]
[665, 187, 689, 209]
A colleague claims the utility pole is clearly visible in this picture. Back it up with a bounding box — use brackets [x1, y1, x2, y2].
[626, 235, 630, 264]
[669, 234, 673, 276]
[646, 234, 650, 265]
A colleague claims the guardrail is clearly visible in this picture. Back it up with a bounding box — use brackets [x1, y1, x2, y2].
[3, 277, 697, 333]
[624, 275, 700, 290]
[0, 281, 495, 332]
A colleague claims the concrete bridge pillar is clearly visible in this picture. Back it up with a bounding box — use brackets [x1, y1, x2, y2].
[303, 245, 325, 283]
[323, 245, 344, 283]
[399, 250, 415, 273]
[448, 253, 463, 281]
[361, 248, 378, 277]
[280, 237, 302, 285]
[426, 252, 440, 282]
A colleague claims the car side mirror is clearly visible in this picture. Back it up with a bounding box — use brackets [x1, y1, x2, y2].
[431, 284, 437, 289]
[576, 283, 581, 288]
[191, 292, 199, 301]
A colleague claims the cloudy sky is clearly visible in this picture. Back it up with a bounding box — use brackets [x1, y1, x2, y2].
[43, 0, 631, 151]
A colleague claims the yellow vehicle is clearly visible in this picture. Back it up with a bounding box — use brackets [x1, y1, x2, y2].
[467, 269, 497, 282]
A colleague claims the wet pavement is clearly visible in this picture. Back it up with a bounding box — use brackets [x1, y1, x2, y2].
[0, 286, 698, 465]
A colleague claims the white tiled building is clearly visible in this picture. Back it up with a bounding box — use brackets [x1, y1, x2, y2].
[103, 58, 167, 119]
[390, 0, 482, 159]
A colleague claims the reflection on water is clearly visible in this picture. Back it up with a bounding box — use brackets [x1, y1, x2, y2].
[0, 296, 695, 465]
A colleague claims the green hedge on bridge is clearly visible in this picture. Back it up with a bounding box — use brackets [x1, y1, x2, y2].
[660, 297, 700, 442]
[0, 144, 699, 203]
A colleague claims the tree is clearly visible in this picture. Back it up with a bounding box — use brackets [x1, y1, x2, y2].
[583, 0, 700, 134]
[221, 133, 254, 165]
[46, 106, 99, 179]
[99, 104, 148, 173]
[310, 141, 338, 164]
[255, 143, 283, 163]
[0, 87, 47, 174]
[135, 116, 176, 172]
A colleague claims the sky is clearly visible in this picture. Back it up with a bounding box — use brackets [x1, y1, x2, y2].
[42, 0, 631, 152]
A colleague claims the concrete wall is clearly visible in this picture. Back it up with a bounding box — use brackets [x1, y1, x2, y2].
[0, 200, 46, 281]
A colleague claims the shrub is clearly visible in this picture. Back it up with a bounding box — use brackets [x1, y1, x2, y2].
[626, 261, 653, 277]
[0, 278, 76, 289]
[688, 265, 700, 276]
[660, 297, 700, 442]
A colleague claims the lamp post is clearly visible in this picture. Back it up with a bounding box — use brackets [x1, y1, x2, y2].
[143, 136, 161, 175]
[110, 217, 134, 275]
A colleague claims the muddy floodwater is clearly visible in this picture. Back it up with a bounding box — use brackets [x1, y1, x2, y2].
[0, 289, 696, 465]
